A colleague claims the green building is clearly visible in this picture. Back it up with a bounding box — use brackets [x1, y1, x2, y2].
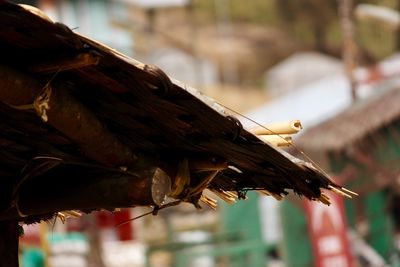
[290, 85, 400, 266]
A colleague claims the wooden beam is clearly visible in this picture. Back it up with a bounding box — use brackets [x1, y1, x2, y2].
[0, 64, 138, 167]
[34, 82, 137, 166]
[0, 64, 42, 106]
[0, 167, 171, 221]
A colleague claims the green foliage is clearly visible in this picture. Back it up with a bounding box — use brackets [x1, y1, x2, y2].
[356, 17, 397, 61]
[194, 0, 400, 60]
[228, 0, 278, 24]
[194, 0, 278, 24]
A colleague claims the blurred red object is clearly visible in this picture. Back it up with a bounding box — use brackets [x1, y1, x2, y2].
[96, 210, 133, 241]
[20, 224, 40, 246]
[303, 192, 353, 267]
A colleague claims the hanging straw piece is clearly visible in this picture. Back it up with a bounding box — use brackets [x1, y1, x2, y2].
[56, 210, 82, 224]
[250, 120, 303, 136]
[258, 190, 270, 196]
[328, 185, 353, 199]
[218, 190, 239, 201]
[211, 189, 237, 204]
[225, 190, 239, 199]
[319, 193, 331, 205]
[200, 195, 218, 210]
[218, 103, 358, 202]
[258, 190, 284, 201]
[56, 212, 66, 224]
[341, 187, 359, 196]
[63, 210, 82, 218]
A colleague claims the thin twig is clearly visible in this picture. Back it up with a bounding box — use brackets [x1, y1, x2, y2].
[115, 200, 181, 227]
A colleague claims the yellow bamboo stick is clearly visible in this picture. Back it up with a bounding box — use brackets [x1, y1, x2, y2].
[319, 193, 331, 205]
[258, 134, 293, 147]
[328, 185, 353, 199]
[341, 187, 359, 196]
[250, 120, 303, 135]
[224, 191, 238, 199]
[57, 212, 66, 224]
[63, 210, 82, 218]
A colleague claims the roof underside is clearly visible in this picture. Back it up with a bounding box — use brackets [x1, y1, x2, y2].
[0, 2, 345, 222]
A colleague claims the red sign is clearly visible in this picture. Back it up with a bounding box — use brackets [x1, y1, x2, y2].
[303, 192, 353, 267]
[96, 209, 134, 241]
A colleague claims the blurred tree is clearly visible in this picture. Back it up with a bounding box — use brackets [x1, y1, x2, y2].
[396, 0, 400, 50]
[275, 0, 338, 52]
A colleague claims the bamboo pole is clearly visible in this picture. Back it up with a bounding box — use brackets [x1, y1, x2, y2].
[0, 65, 42, 106]
[34, 83, 137, 167]
[250, 120, 302, 136]
[258, 134, 293, 147]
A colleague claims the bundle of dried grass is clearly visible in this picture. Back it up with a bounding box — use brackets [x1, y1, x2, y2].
[0, 2, 357, 224]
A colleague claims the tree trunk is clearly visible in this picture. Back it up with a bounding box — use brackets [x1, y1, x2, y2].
[338, 0, 358, 102]
[0, 220, 19, 267]
[397, 0, 400, 51]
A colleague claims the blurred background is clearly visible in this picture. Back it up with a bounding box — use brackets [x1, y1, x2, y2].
[14, 0, 400, 266]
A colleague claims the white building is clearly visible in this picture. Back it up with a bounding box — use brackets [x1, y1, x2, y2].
[265, 52, 343, 97]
